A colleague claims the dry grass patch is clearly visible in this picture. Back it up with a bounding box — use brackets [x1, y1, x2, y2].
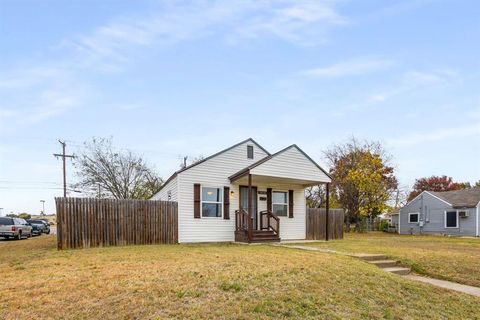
[0, 236, 479, 319]
[302, 232, 480, 287]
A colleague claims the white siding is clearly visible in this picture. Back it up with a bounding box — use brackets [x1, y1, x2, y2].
[254, 183, 306, 240]
[177, 141, 269, 243]
[151, 176, 178, 201]
[250, 146, 330, 183]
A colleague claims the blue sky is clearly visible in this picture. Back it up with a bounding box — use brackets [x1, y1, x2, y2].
[1, 0, 479, 215]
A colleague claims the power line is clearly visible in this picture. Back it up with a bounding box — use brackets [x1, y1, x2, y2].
[53, 140, 75, 197]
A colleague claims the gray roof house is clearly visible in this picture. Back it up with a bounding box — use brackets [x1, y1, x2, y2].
[399, 188, 480, 236]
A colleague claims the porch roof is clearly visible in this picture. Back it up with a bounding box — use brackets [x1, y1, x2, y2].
[231, 174, 325, 187]
[229, 144, 331, 186]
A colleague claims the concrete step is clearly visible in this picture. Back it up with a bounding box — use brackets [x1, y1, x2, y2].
[383, 267, 411, 275]
[369, 260, 398, 268]
[352, 253, 387, 261]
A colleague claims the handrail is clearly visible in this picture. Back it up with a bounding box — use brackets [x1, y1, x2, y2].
[259, 210, 280, 236]
[235, 209, 248, 231]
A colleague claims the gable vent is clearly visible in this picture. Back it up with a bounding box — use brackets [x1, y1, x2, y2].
[247, 145, 254, 159]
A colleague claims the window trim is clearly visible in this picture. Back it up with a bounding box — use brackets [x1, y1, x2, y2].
[272, 190, 288, 217]
[201, 186, 223, 218]
[408, 212, 419, 224]
[444, 210, 459, 229]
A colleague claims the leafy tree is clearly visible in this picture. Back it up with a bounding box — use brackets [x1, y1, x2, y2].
[74, 138, 163, 199]
[407, 175, 470, 201]
[325, 138, 398, 232]
[475, 180, 480, 188]
[18, 213, 31, 219]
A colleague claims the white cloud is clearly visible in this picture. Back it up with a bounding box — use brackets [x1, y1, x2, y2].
[367, 69, 461, 103]
[61, 0, 347, 69]
[387, 123, 480, 148]
[300, 58, 394, 77]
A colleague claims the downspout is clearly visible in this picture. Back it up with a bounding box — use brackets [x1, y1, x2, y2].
[476, 202, 479, 237]
[398, 211, 401, 234]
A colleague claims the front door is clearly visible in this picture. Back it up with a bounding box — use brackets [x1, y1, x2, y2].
[239, 186, 258, 230]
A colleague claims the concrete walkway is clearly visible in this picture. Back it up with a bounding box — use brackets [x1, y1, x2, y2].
[404, 275, 480, 297]
[274, 244, 480, 298]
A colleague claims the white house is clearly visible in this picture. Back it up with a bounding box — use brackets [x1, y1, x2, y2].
[151, 138, 331, 243]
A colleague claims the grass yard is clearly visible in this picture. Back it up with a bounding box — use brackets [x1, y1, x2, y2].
[301, 232, 480, 287]
[1, 236, 479, 320]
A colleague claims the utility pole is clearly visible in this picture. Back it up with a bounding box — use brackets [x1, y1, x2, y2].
[53, 140, 75, 197]
[40, 200, 45, 215]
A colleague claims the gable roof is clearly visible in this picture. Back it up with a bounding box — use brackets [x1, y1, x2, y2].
[153, 138, 270, 194]
[429, 188, 480, 208]
[229, 144, 332, 182]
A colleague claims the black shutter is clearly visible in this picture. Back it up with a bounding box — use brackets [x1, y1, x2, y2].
[223, 186, 230, 220]
[194, 184, 201, 218]
[288, 190, 294, 218]
[267, 188, 272, 212]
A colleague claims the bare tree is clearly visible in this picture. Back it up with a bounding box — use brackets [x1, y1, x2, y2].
[74, 138, 163, 199]
[305, 185, 327, 208]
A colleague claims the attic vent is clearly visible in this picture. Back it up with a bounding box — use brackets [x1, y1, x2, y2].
[247, 145, 254, 159]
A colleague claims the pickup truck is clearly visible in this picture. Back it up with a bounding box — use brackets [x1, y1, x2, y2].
[0, 217, 33, 240]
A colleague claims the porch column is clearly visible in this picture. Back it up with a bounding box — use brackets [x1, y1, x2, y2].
[325, 183, 330, 241]
[248, 173, 253, 241]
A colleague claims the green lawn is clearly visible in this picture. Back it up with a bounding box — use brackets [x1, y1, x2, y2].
[301, 232, 480, 287]
[0, 236, 479, 319]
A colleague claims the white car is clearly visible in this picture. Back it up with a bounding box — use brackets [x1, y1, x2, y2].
[0, 217, 33, 240]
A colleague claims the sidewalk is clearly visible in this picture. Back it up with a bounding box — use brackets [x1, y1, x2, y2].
[274, 244, 480, 298]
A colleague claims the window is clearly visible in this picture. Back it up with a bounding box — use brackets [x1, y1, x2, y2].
[272, 191, 288, 216]
[201, 187, 222, 217]
[445, 211, 458, 228]
[247, 145, 254, 159]
[408, 213, 419, 223]
[0, 217, 13, 225]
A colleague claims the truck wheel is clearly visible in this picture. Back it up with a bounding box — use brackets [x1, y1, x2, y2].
[16, 232, 22, 240]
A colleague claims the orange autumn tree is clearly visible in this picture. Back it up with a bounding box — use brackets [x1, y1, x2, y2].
[325, 138, 398, 232]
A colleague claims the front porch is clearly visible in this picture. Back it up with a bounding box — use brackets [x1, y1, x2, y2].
[230, 172, 330, 243]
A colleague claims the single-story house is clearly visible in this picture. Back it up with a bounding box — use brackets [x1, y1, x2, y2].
[399, 189, 480, 237]
[151, 138, 331, 243]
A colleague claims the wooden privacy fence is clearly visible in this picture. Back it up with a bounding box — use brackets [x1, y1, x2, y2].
[306, 208, 344, 240]
[55, 197, 178, 249]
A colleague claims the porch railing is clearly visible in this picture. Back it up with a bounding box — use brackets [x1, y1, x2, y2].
[235, 209, 252, 241]
[259, 210, 280, 236]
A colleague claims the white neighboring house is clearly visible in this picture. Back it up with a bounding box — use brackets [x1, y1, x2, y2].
[151, 138, 331, 243]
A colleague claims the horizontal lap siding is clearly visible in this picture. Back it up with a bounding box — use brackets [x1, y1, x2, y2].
[177, 142, 268, 243]
[152, 176, 178, 201]
[400, 193, 477, 236]
[256, 184, 306, 240]
[250, 146, 330, 183]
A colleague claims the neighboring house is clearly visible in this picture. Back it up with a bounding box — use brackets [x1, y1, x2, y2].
[151, 138, 331, 243]
[399, 189, 480, 237]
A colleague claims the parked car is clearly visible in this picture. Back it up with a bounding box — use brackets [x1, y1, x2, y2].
[27, 219, 48, 235]
[39, 220, 51, 234]
[0, 217, 33, 240]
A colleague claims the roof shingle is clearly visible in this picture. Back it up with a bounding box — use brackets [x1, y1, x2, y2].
[429, 188, 480, 208]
